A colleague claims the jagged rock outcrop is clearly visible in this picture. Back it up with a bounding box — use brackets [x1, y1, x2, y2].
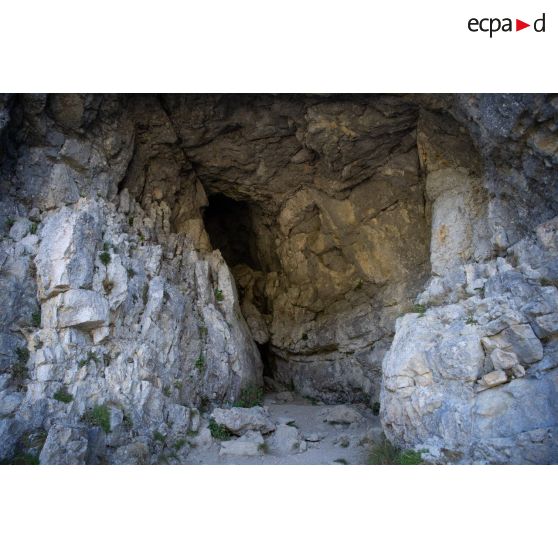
[0, 93, 557, 464]
[381, 96, 558, 464]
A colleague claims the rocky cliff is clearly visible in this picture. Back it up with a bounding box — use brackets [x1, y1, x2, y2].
[0, 94, 556, 464]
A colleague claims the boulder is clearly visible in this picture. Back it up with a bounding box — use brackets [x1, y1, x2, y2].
[321, 405, 364, 424]
[490, 349, 519, 370]
[219, 431, 265, 457]
[211, 407, 276, 435]
[478, 370, 508, 389]
[268, 424, 306, 455]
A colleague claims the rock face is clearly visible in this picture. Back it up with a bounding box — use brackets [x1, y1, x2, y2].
[0, 93, 557, 464]
[381, 96, 558, 464]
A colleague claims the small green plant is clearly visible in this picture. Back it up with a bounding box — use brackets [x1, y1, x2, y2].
[208, 418, 232, 441]
[6, 217, 15, 227]
[368, 440, 400, 464]
[399, 450, 424, 465]
[29, 222, 38, 235]
[19, 430, 47, 455]
[78, 351, 99, 368]
[16, 347, 30, 362]
[258, 442, 269, 454]
[411, 304, 427, 317]
[163, 386, 171, 397]
[198, 325, 208, 338]
[16, 434, 47, 465]
[195, 353, 205, 371]
[153, 431, 166, 444]
[10, 452, 40, 465]
[372, 401, 381, 416]
[355, 279, 363, 290]
[339, 438, 350, 448]
[99, 251, 111, 265]
[83, 405, 111, 434]
[368, 440, 424, 465]
[334, 458, 349, 465]
[174, 438, 187, 451]
[103, 242, 110, 252]
[466, 314, 478, 325]
[11, 362, 27, 379]
[142, 284, 149, 305]
[234, 385, 263, 408]
[174, 380, 183, 390]
[214, 288, 224, 302]
[199, 397, 211, 413]
[128, 216, 134, 227]
[31, 309, 41, 327]
[53, 387, 73, 403]
[540, 277, 556, 287]
[11, 361, 27, 379]
[123, 414, 133, 430]
[12, 347, 30, 380]
[286, 420, 298, 428]
[127, 267, 136, 279]
[139, 233, 145, 242]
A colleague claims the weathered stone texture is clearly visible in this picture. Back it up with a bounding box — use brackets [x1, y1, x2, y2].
[0, 93, 557, 463]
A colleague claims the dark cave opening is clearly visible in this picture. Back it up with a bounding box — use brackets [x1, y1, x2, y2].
[202, 193, 260, 270]
[203, 193, 277, 381]
[257, 341, 276, 379]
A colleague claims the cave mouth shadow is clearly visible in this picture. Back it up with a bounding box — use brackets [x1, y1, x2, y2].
[202, 193, 260, 270]
[203, 193, 277, 381]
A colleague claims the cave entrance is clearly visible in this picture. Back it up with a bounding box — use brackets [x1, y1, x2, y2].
[257, 341, 276, 379]
[203, 193, 277, 381]
[202, 193, 260, 270]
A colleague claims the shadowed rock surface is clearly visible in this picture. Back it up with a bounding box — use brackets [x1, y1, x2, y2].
[0, 93, 557, 464]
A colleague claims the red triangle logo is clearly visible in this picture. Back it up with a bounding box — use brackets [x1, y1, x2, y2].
[516, 19, 530, 31]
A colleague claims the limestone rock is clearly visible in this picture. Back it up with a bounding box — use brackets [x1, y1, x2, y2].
[219, 431, 265, 457]
[269, 424, 306, 455]
[112, 440, 150, 465]
[321, 405, 364, 425]
[39, 425, 88, 465]
[478, 370, 508, 389]
[35, 203, 100, 300]
[55, 289, 109, 330]
[211, 407, 276, 435]
[489, 349, 519, 371]
[482, 325, 543, 366]
[1, 94, 557, 464]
